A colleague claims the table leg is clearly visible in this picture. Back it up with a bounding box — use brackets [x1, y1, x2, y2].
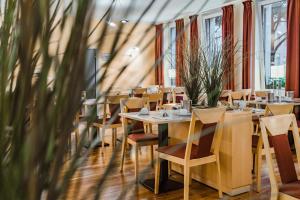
[141, 123, 183, 193]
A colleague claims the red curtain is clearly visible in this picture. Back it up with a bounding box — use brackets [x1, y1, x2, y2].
[176, 19, 185, 86]
[286, 0, 300, 97]
[189, 15, 199, 55]
[155, 24, 164, 85]
[242, 1, 252, 89]
[222, 5, 235, 90]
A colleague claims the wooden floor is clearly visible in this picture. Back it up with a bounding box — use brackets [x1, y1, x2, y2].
[67, 127, 273, 200]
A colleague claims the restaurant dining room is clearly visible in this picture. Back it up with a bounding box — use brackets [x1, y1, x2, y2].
[1, 0, 300, 199]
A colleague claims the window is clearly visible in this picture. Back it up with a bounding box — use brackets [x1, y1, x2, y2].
[261, 0, 287, 89]
[167, 27, 176, 87]
[204, 15, 222, 48]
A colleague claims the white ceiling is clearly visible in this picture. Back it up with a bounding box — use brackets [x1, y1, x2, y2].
[95, 0, 237, 23]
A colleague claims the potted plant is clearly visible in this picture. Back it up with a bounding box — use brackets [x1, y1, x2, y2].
[201, 40, 236, 107]
[181, 47, 204, 105]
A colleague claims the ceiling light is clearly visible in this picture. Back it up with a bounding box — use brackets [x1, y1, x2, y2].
[121, 19, 129, 24]
[107, 21, 117, 27]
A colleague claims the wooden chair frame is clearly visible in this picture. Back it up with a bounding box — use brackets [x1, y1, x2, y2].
[93, 95, 128, 148]
[260, 114, 300, 200]
[154, 107, 226, 200]
[241, 89, 252, 101]
[132, 87, 147, 97]
[220, 90, 232, 102]
[253, 104, 294, 192]
[142, 92, 163, 111]
[172, 87, 186, 103]
[159, 87, 173, 104]
[119, 97, 157, 182]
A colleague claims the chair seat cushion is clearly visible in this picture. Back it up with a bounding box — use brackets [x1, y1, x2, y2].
[128, 133, 158, 142]
[279, 180, 300, 198]
[156, 143, 213, 160]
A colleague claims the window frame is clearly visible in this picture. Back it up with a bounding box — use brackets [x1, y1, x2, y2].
[201, 11, 223, 47]
[255, 0, 287, 89]
[163, 22, 177, 87]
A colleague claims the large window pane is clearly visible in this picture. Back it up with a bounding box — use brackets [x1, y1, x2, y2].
[204, 15, 222, 48]
[168, 27, 176, 87]
[262, 0, 287, 89]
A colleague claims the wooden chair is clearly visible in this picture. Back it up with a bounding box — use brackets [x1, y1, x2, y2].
[154, 107, 226, 200]
[241, 89, 252, 101]
[252, 104, 294, 192]
[142, 92, 163, 133]
[159, 87, 173, 104]
[93, 94, 128, 148]
[260, 114, 300, 200]
[142, 92, 163, 111]
[172, 87, 186, 103]
[120, 97, 158, 182]
[133, 87, 147, 98]
[219, 90, 232, 105]
[255, 90, 270, 100]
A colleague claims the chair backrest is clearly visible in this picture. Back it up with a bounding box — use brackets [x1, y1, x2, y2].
[241, 89, 252, 101]
[185, 107, 226, 160]
[103, 95, 129, 125]
[219, 90, 232, 105]
[120, 97, 147, 134]
[255, 90, 269, 99]
[132, 88, 147, 97]
[260, 114, 300, 195]
[231, 91, 245, 100]
[142, 92, 163, 111]
[264, 104, 294, 117]
[159, 87, 173, 104]
[172, 87, 186, 103]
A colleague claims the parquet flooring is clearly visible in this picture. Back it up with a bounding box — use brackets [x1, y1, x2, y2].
[67, 127, 273, 200]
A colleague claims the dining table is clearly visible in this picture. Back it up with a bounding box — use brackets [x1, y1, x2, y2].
[119, 110, 191, 193]
[247, 98, 300, 106]
[119, 108, 264, 195]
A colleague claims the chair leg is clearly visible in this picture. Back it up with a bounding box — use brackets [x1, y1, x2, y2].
[114, 128, 118, 147]
[149, 124, 153, 133]
[216, 157, 223, 198]
[183, 166, 190, 200]
[120, 137, 127, 172]
[112, 128, 116, 148]
[256, 138, 263, 193]
[134, 144, 139, 183]
[75, 128, 79, 152]
[150, 145, 154, 167]
[189, 169, 192, 185]
[101, 127, 106, 148]
[256, 150, 262, 192]
[168, 161, 171, 176]
[154, 154, 161, 194]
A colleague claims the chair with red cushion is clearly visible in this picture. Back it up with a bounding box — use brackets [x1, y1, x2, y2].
[260, 114, 300, 200]
[159, 87, 173, 104]
[172, 87, 186, 103]
[120, 97, 158, 183]
[93, 94, 128, 148]
[252, 103, 294, 192]
[154, 107, 226, 200]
